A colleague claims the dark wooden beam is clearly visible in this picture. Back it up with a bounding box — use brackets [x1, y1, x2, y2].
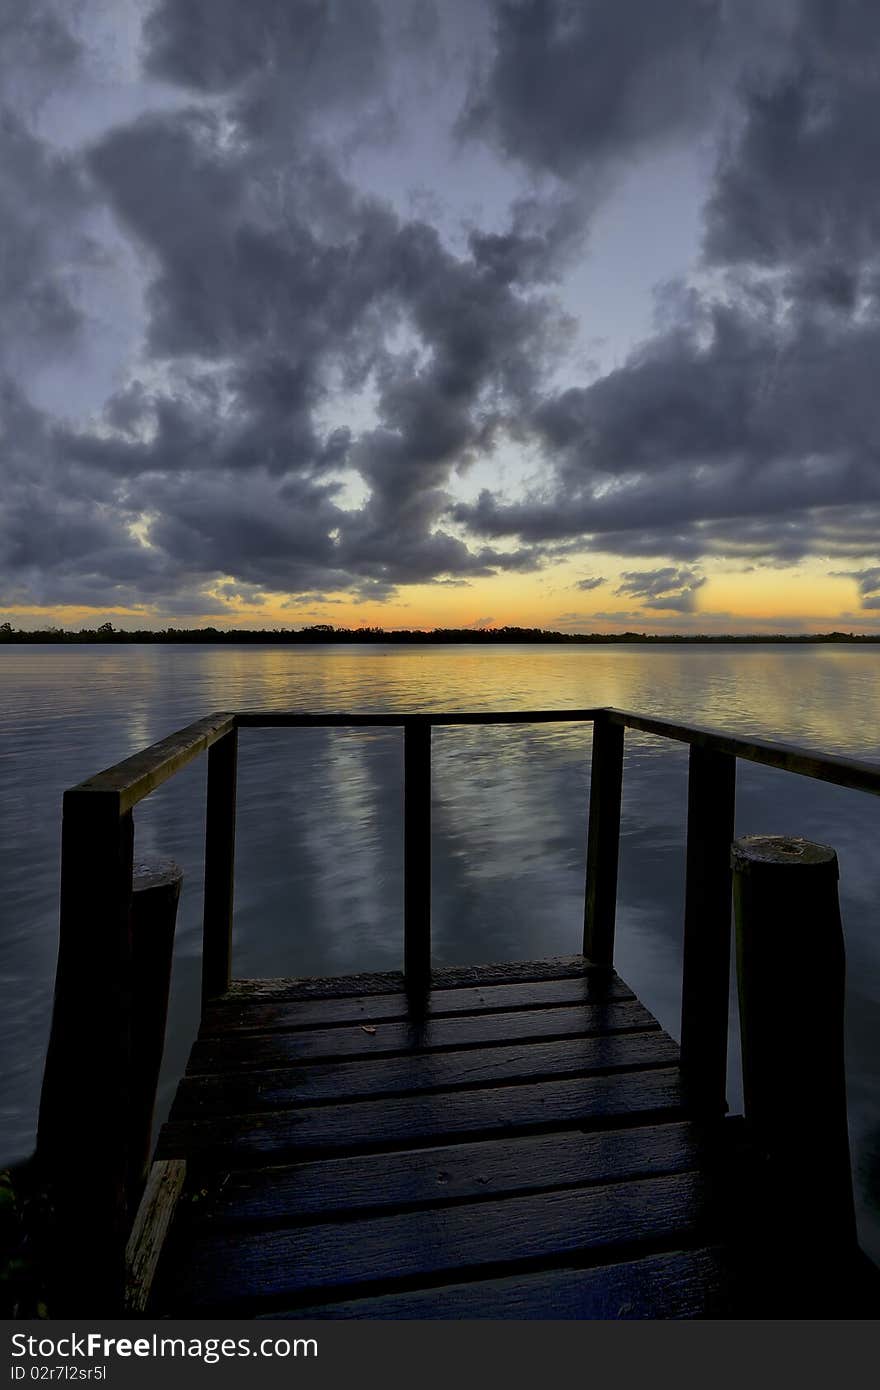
[604, 707, 880, 797]
[584, 713, 625, 966]
[234, 709, 601, 728]
[680, 745, 736, 1116]
[202, 727, 238, 1008]
[37, 788, 134, 1314]
[403, 719, 431, 995]
[73, 711, 235, 812]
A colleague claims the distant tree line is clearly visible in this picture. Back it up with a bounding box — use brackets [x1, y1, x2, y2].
[1, 621, 878, 645]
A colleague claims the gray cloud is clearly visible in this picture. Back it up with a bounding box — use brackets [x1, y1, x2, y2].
[143, 0, 389, 136]
[449, 1, 880, 573]
[455, 265, 880, 561]
[705, 3, 880, 270]
[3, 0, 880, 619]
[459, 0, 727, 179]
[78, 67, 572, 593]
[616, 567, 706, 612]
[0, 4, 95, 378]
[573, 575, 604, 591]
[831, 567, 880, 610]
[0, 1, 578, 611]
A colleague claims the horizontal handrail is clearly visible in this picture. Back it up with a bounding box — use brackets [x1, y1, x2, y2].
[234, 708, 602, 727]
[603, 707, 880, 797]
[71, 712, 236, 813]
[68, 706, 880, 809]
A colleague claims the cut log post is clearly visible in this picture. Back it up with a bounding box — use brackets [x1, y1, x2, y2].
[127, 858, 183, 1210]
[732, 835, 856, 1284]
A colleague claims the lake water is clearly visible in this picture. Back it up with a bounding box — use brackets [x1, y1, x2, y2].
[2, 643, 879, 1262]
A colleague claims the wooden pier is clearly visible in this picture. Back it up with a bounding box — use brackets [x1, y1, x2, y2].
[35, 708, 880, 1317]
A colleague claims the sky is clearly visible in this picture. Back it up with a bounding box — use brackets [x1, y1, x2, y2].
[2, 0, 880, 634]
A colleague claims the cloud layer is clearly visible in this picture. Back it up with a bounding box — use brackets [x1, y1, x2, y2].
[2, 0, 879, 622]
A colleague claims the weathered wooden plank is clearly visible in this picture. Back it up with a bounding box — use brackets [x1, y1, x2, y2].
[124, 1159, 187, 1314]
[157, 1066, 689, 1164]
[234, 709, 601, 728]
[71, 712, 235, 812]
[163, 1170, 713, 1311]
[172, 1031, 681, 1118]
[605, 707, 880, 798]
[186, 1121, 705, 1226]
[225, 955, 608, 1001]
[128, 858, 183, 1204]
[187, 999, 660, 1072]
[203, 972, 634, 1035]
[263, 1246, 729, 1319]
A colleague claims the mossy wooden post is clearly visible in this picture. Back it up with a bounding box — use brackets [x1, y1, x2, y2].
[732, 835, 856, 1272]
[36, 788, 134, 1315]
[584, 712, 624, 966]
[127, 858, 183, 1210]
[202, 727, 237, 1009]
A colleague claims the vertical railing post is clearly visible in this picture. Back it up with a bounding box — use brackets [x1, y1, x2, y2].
[732, 835, 856, 1285]
[404, 718, 431, 995]
[583, 712, 624, 966]
[202, 726, 238, 1009]
[36, 788, 134, 1314]
[680, 745, 737, 1117]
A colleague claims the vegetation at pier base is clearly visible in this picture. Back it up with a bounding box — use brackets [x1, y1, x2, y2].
[0, 1163, 49, 1318]
[1, 622, 878, 645]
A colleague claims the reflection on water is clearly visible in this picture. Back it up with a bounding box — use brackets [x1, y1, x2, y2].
[1, 644, 879, 1260]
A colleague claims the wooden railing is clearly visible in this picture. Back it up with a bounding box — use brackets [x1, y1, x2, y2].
[36, 705, 880, 1309]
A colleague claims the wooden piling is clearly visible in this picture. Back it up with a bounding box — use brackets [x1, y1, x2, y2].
[128, 858, 183, 1209]
[732, 835, 856, 1279]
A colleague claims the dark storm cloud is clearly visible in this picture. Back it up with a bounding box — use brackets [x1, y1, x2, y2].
[456, 233, 880, 567]
[4, 0, 880, 617]
[460, 0, 749, 179]
[0, 4, 94, 375]
[831, 567, 880, 610]
[705, 2, 880, 269]
[75, 51, 571, 600]
[0, 6, 143, 611]
[143, 0, 388, 131]
[450, 0, 880, 576]
[616, 567, 706, 612]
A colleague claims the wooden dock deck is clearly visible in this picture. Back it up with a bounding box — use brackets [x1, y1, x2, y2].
[34, 706, 880, 1317]
[154, 957, 730, 1318]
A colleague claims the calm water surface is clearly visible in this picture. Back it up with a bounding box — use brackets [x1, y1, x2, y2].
[2, 644, 879, 1259]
